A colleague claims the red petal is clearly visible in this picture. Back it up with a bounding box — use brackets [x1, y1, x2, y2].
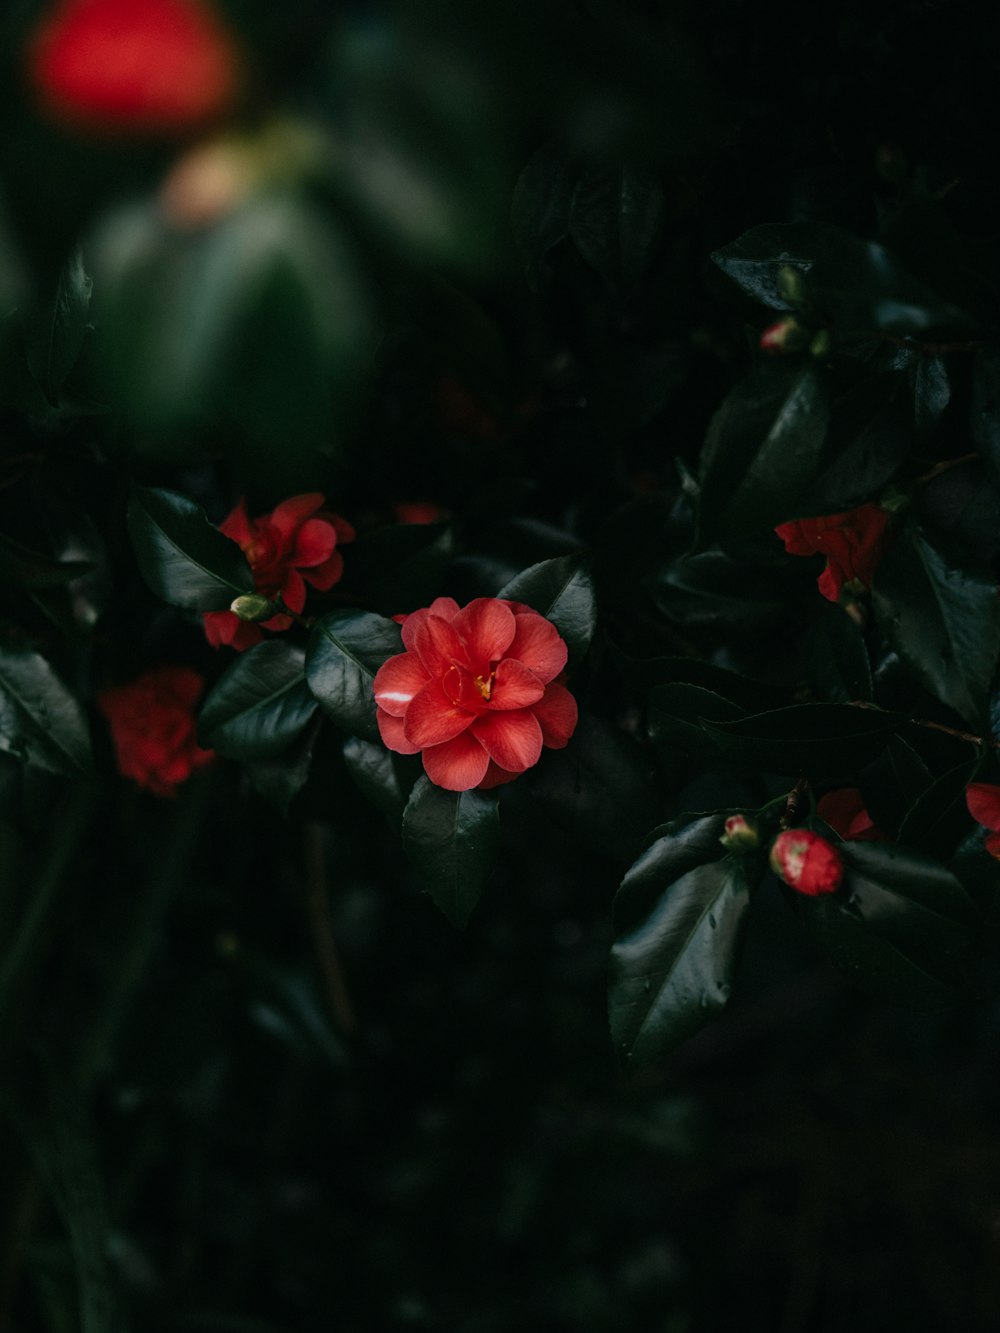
[531, 681, 577, 748]
[292, 518, 337, 568]
[454, 597, 516, 664]
[400, 598, 460, 651]
[774, 521, 815, 556]
[488, 658, 545, 710]
[219, 498, 254, 547]
[412, 613, 468, 677]
[471, 710, 543, 773]
[157, 666, 204, 708]
[202, 609, 262, 651]
[303, 551, 345, 591]
[404, 677, 475, 748]
[377, 708, 421, 755]
[477, 761, 520, 790]
[985, 831, 1000, 860]
[816, 561, 842, 602]
[506, 611, 567, 683]
[373, 652, 430, 718]
[279, 567, 307, 614]
[269, 493, 324, 538]
[327, 513, 356, 544]
[422, 730, 489, 791]
[966, 782, 1000, 831]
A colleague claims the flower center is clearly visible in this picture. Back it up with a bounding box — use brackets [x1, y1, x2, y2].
[474, 672, 494, 701]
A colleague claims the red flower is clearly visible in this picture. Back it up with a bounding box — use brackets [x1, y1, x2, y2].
[27, 0, 241, 137]
[965, 782, 1000, 860]
[203, 493, 355, 652]
[775, 504, 890, 602]
[769, 828, 844, 896]
[373, 596, 578, 792]
[393, 501, 446, 526]
[816, 788, 887, 842]
[98, 665, 213, 797]
[759, 318, 806, 354]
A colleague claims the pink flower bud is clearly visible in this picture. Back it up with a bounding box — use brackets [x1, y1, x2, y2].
[759, 318, 806, 354]
[719, 814, 759, 851]
[769, 829, 843, 896]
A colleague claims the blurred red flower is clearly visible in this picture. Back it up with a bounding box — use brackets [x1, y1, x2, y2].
[965, 782, 1000, 860]
[816, 788, 887, 842]
[775, 504, 890, 602]
[204, 494, 354, 652]
[27, 0, 241, 137]
[769, 828, 844, 895]
[374, 596, 577, 791]
[98, 665, 213, 797]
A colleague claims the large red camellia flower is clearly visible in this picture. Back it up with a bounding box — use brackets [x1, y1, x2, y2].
[966, 782, 1000, 860]
[204, 493, 354, 652]
[775, 504, 890, 602]
[374, 596, 578, 792]
[27, 0, 241, 137]
[98, 665, 213, 797]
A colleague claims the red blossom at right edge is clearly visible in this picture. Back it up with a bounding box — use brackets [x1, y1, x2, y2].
[775, 504, 890, 602]
[965, 783, 1000, 860]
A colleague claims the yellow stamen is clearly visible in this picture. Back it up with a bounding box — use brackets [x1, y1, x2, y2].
[474, 673, 494, 701]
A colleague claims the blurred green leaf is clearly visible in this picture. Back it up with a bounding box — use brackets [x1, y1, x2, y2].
[0, 645, 92, 777]
[401, 777, 500, 927]
[305, 609, 402, 741]
[127, 484, 253, 611]
[0, 531, 93, 590]
[198, 642, 317, 759]
[510, 142, 578, 287]
[22, 248, 92, 403]
[568, 163, 665, 290]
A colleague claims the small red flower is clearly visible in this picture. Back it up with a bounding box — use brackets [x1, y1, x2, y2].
[98, 665, 213, 797]
[816, 788, 887, 842]
[759, 318, 806, 354]
[965, 782, 1000, 860]
[775, 504, 890, 602]
[203, 493, 355, 652]
[769, 828, 844, 896]
[373, 596, 578, 792]
[27, 0, 241, 137]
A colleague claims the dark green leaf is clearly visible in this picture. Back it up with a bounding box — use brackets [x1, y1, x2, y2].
[655, 547, 785, 635]
[511, 142, 578, 286]
[971, 345, 1000, 482]
[22, 248, 92, 401]
[897, 759, 982, 859]
[498, 553, 596, 664]
[305, 610, 402, 742]
[912, 355, 951, 436]
[711, 221, 852, 309]
[198, 643, 317, 759]
[703, 703, 904, 780]
[695, 364, 830, 547]
[244, 718, 320, 816]
[401, 777, 500, 927]
[0, 532, 93, 590]
[569, 164, 665, 290]
[805, 602, 873, 703]
[618, 653, 789, 712]
[873, 521, 1000, 724]
[343, 737, 416, 822]
[0, 646, 92, 777]
[127, 485, 252, 611]
[609, 814, 756, 1065]
[800, 370, 912, 513]
[860, 735, 933, 839]
[647, 683, 745, 756]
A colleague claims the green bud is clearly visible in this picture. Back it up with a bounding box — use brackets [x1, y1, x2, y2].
[809, 330, 832, 359]
[776, 265, 807, 307]
[230, 593, 278, 622]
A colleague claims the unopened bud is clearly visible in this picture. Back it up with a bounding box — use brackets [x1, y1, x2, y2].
[809, 330, 832, 359]
[769, 829, 843, 896]
[759, 317, 808, 354]
[776, 265, 808, 307]
[230, 593, 277, 622]
[720, 814, 760, 851]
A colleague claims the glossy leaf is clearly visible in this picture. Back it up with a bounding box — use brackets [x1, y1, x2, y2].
[860, 735, 933, 840]
[897, 759, 982, 859]
[127, 485, 252, 612]
[498, 553, 596, 664]
[244, 718, 320, 816]
[609, 814, 756, 1066]
[568, 163, 665, 290]
[805, 602, 873, 704]
[711, 221, 853, 310]
[703, 703, 904, 780]
[873, 521, 1000, 724]
[401, 777, 500, 928]
[22, 248, 92, 401]
[647, 682, 745, 757]
[198, 643, 317, 760]
[343, 736, 416, 822]
[0, 645, 92, 777]
[305, 610, 403, 742]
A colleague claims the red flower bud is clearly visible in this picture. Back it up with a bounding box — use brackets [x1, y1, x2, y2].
[769, 829, 844, 896]
[27, 0, 242, 138]
[719, 813, 760, 851]
[965, 782, 1000, 860]
[759, 318, 807, 354]
[98, 666, 213, 797]
[775, 504, 890, 602]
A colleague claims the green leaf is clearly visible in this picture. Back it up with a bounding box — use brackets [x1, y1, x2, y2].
[305, 609, 402, 741]
[511, 142, 578, 287]
[703, 703, 904, 781]
[647, 683, 745, 757]
[498, 553, 596, 664]
[912, 355, 951, 436]
[711, 221, 853, 310]
[695, 364, 830, 548]
[243, 718, 320, 816]
[0, 645, 92, 777]
[0, 531, 93, 590]
[343, 736, 416, 822]
[801, 842, 976, 1008]
[401, 777, 500, 928]
[860, 735, 933, 839]
[198, 643, 317, 759]
[897, 759, 982, 859]
[127, 485, 252, 612]
[872, 521, 1000, 724]
[805, 602, 873, 703]
[22, 248, 92, 402]
[568, 163, 665, 290]
[616, 651, 789, 711]
[609, 814, 756, 1066]
[800, 370, 912, 514]
[971, 345, 1000, 482]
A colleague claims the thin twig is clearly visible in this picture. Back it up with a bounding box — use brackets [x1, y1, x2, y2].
[781, 778, 810, 830]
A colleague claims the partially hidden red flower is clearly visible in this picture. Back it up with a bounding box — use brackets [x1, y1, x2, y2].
[393, 501, 446, 526]
[27, 0, 242, 138]
[816, 788, 887, 842]
[769, 828, 844, 896]
[373, 596, 578, 792]
[203, 493, 355, 652]
[775, 504, 890, 602]
[965, 782, 1000, 860]
[98, 665, 213, 797]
